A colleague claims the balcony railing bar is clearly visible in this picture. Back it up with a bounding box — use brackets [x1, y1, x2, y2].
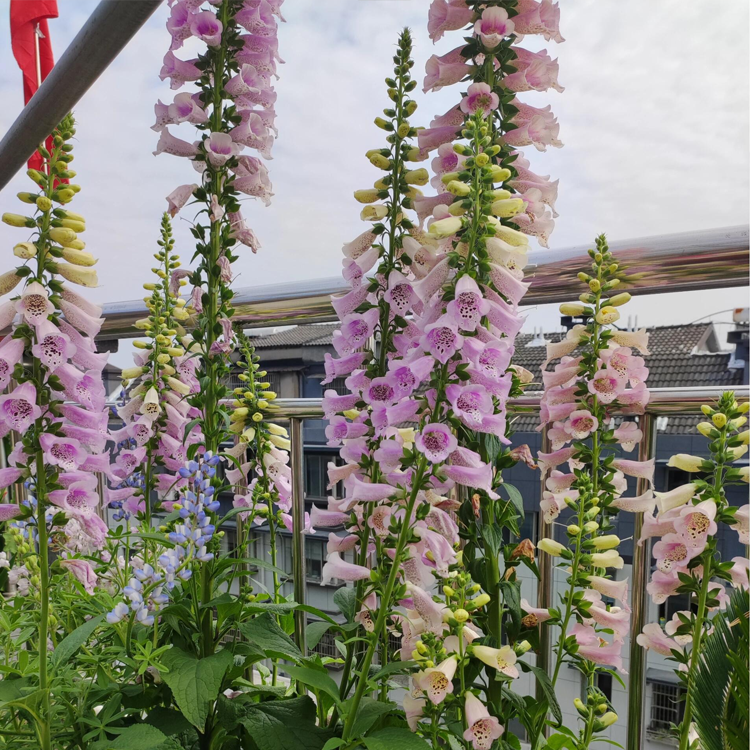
[0, 0, 164, 190]
[95, 226, 749, 340]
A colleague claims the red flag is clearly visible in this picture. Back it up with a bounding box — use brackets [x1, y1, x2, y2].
[10, 0, 59, 171]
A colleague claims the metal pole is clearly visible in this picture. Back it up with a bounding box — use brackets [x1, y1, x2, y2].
[626, 412, 657, 750]
[535, 426, 553, 725]
[290, 417, 307, 654]
[0, 0, 164, 189]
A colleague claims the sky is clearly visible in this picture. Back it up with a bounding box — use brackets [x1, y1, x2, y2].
[0, 0, 748, 368]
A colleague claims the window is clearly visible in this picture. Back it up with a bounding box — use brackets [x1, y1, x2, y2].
[311, 630, 342, 662]
[648, 681, 685, 734]
[305, 452, 345, 500]
[306, 537, 326, 582]
[305, 453, 328, 500]
[596, 672, 613, 702]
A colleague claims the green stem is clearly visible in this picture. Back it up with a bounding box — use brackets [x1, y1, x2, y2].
[341, 458, 428, 742]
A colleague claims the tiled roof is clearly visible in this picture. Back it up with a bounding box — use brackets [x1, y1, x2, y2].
[507, 323, 744, 391]
[250, 323, 338, 349]
[250, 322, 745, 390]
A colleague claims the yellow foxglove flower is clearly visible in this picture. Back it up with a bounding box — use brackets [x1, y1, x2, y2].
[266, 423, 289, 437]
[13, 242, 37, 260]
[405, 146, 427, 162]
[156, 353, 171, 365]
[728, 445, 748, 461]
[240, 427, 256, 443]
[61, 247, 96, 266]
[60, 218, 85, 233]
[446, 180, 470, 196]
[696, 422, 715, 438]
[740, 466, 749, 482]
[492, 222, 529, 246]
[61, 210, 85, 223]
[608, 292, 631, 306]
[231, 407, 249, 421]
[711, 412, 727, 428]
[160, 365, 175, 377]
[491, 198, 525, 218]
[16, 192, 37, 204]
[132, 340, 148, 349]
[404, 168, 429, 185]
[2, 213, 32, 228]
[447, 202, 466, 216]
[592, 534, 620, 550]
[343, 409, 360, 420]
[667, 454, 706, 472]
[134, 318, 151, 330]
[398, 427, 415, 447]
[354, 189, 380, 204]
[600, 712, 618, 728]
[36, 196, 52, 212]
[440, 171, 460, 185]
[369, 154, 391, 170]
[0, 270, 22, 296]
[140, 387, 161, 419]
[67, 238, 86, 251]
[166, 347, 185, 357]
[428, 216, 463, 238]
[55, 263, 98, 287]
[268, 434, 291, 450]
[537, 538, 564, 556]
[488, 165, 511, 183]
[738, 430, 749, 445]
[167, 377, 190, 396]
[472, 645, 518, 677]
[559, 302, 586, 316]
[49, 227, 77, 245]
[591, 549, 624, 569]
[360, 205, 388, 221]
[121, 366, 146, 380]
[596, 306, 620, 325]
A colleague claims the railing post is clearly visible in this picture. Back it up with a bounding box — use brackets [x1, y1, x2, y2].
[536, 426, 553, 724]
[290, 417, 307, 654]
[626, 412, 657, 750]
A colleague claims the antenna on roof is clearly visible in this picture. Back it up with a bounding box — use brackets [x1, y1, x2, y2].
[526, 326, 547, 347]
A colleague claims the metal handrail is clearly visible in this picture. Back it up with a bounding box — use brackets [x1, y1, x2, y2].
[274, 385, 748, 749]
[0, 0, 164, 189]
[96, 225, 749, 339]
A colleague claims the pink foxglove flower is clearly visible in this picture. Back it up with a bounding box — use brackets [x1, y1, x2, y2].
[59, 558, 97, 595]
[16, 281, 54, 327]
[428, 0, 473, 42]
[460, 82, 500, 117]
[472, 645, 519, 678]
[463, 691, 504, 750]
[0, 382, 41, 432]
[321, 552, 371, 585]
[0, 338, 25, 389]
[474, 6, 515, 48]
[0, 504, 22, 521]
[189, 10, 222, 47]
[636, 623, 683, 657]
[415, 656, 457, 704]
[415, 423, 457, 464]
[673, 500, 717, 548]
[732, 505, 749, 544]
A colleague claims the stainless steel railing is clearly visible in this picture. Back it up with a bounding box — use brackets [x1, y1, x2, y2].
[268, 385, 749, 749]
[95, 225, 749, 340]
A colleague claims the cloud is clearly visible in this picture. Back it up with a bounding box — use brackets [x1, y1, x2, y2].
[0, 0, 747, 343]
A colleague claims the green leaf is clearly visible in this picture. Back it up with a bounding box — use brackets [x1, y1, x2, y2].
[521, 663, 563, 724]
[500, 483, 525, 519]
[0, 677, 29, 703]
[160, 648, 234, 730]
[334, 587, 357, 623]
[363, 727, 432, 750]
[51, 614, 105, 670]
[349, 697, 398, 738]
[242, 602, 298, 615]
[143, 707, 193, 737]
[499, 580, 522, 629]
[306, 620, 333, 649]
[239, 612, 302, 662]
[91, 724, 168, 750]
[284, 665, 340, 705]
[238, 695, 335, 750]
